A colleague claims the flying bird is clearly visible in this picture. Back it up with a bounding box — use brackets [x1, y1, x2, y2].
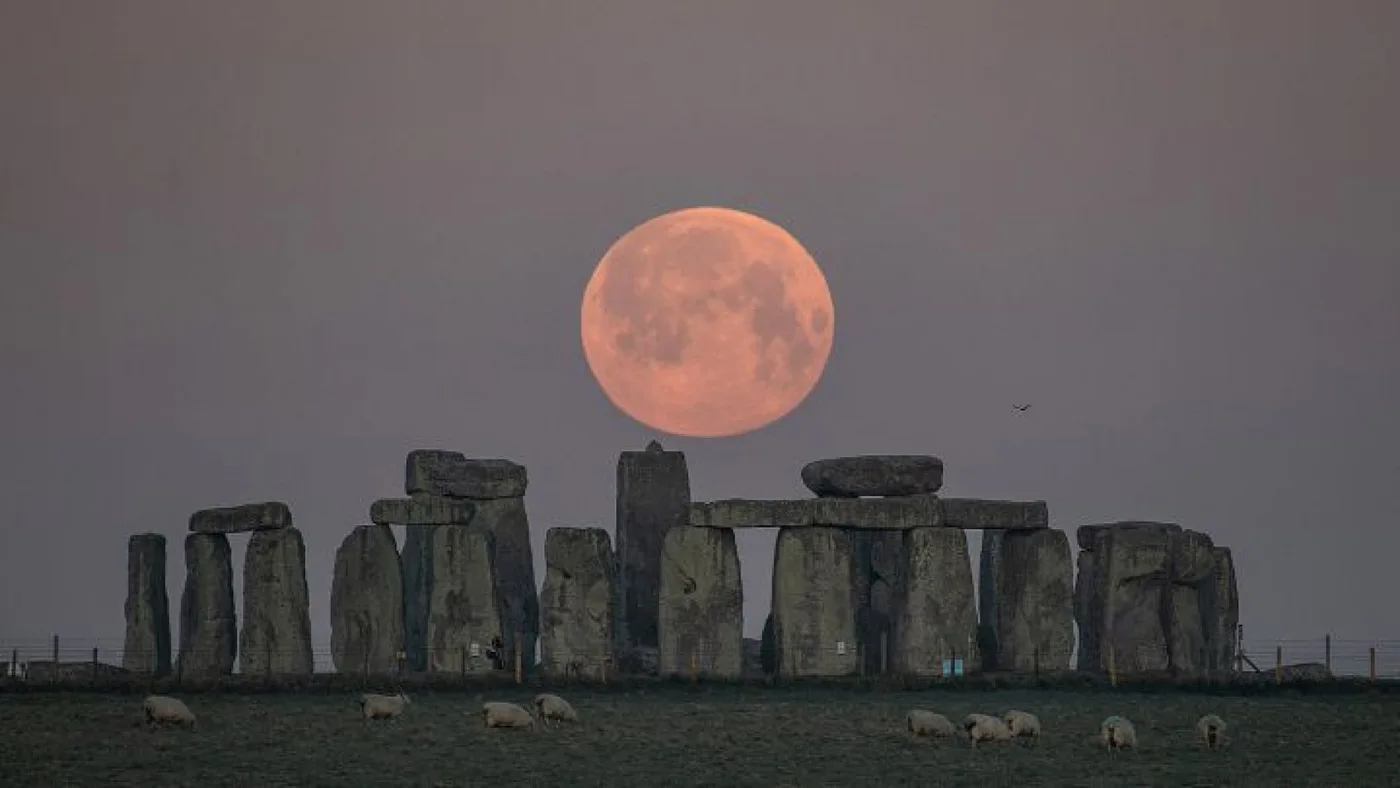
[1013, 404, 1031, 412]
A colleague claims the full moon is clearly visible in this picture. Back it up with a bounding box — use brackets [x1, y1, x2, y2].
[581, 206, 835, 438]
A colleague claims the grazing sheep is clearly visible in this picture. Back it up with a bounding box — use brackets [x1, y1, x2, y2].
[1196, 714, 1227, 749]
[359, 692, 410, 720]
[1001, 710, 1042, 743]
[963, 713, 1014, 746]
[533, 694, 579, 726]
[1100, 715, 1137, 751]
[143, 695, 196, 728]
[906, 709, 957, 738]
[483, 701, 535, 730]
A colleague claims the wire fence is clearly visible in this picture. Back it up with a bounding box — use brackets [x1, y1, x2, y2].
[3, 634, 1399, 686]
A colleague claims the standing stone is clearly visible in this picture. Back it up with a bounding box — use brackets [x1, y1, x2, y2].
[1166, 529, 1217, 676]
[1073, 549, 1102, 672]
[1074, 523, 1178, 675]
[122, 533, 171, 677]
[658, 526, 744, 678]
[1200, 547, 1239, 672]
[854, 530, 904, 674]
[892, 528, 978, 675]
[240, 527, 314, 677]
[401, 526, 434, 672]
[330, 525, 405, 676]
[471, 497, 539, 672]
[615, 441, 690, 666]
[800, 455, 945, 498]
[426, 527, 503, 674]
[977, 528, 1074, 672]
[759, 612, 776, 676]
[177, 533, 236, 677]
[771, 527, 858, 677]
[539, 527, 615, 680]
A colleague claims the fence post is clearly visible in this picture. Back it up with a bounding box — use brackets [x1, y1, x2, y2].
[514, 632, 523, 684]
[460, 648, 467, 678]
[1236, 624, 1244, 673]
[1107, 643, 1117, 687]
[1275, 644, 1282, 684]
[1325, 635, 1331, 674]
[91, 647, 98, 683]
[1370, 647, 1377, 681]
[11, 648, 17, 679]
[52, 635, 59, 667]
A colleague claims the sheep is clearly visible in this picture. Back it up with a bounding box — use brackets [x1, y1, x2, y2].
[143, 695, 197, 728]
[533, 693, 579, 726]
[906, 709, 957, 738]
[1001, 709, 1042, 744]
[483, 701, 536, 730]
[1196, 714, 1227, 749]
[962, 713, 1014, 746]
[1100, 715, 1137, 751]
[358, 691, 410, 720]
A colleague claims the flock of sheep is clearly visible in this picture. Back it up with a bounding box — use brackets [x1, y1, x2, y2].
[907, 708, 1229, 752]
[141, 693, 1229, 752]
[140, 691, 579, 732]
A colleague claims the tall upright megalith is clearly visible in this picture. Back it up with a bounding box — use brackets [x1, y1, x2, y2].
[330, 525, 405, 675]
[400, 526, 435, 672]
[616, 440, 690, 668]
[658, 525, 744, 678]
[240, 527, 314, 677]
[771, 527, 858, 677]
[978, 528, 1074, 671]
[539, 527, 615, 679]
[177, 533, 236, 677]
[892, 527, 978, 675]
[426, 526, 503, 674]
[470, 496, 538, 673]
[122, 533, 171, 677]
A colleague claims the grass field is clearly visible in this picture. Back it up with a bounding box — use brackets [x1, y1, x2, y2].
[2, 686, 1397, 786]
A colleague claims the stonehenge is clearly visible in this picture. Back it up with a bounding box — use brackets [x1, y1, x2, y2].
[121, 449, 1241, 684]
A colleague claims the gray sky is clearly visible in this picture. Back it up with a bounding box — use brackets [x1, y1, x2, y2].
[2, 1, 1397, 670]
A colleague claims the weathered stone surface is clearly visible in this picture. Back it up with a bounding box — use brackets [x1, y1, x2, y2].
[853, 530, 905, 674]
[1200, 547, 1239, 672]
[892, 528, 978, 675]
[330, 525, 404, 675]
[689, 496, 942, 529]
[189, 501, 291, 534]
[426, 527, 502, 674]
[401, 526, 434, 672]
[658, 526, 744, 678]
[800, 455, 945, 498]
[771, 527, 858, 677]
[177, 533, 236, 677]
[471, 497, 539, 672]
[240, 527, 313, 677]
[122, 533, 171, 677]
[977, 528, 1073, 671]
[370, 496, 476, 526]
[940, 498, 1049, 529]
[1074, 522, 1232, 676]
[539, 527, 614, 680]
[616, 444, 690, 659]
[405, 450, 528, 499]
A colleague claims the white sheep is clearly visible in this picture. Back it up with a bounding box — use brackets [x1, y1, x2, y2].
[358, 691, 410, 720]
[1100, 715, 1137, 751]
[483, 701, 536, 730]
[906, 709, 956, 738]
[962, 713, 1014, 746]
[1001, 709, 1042, 743]
[533, 693, 578, 726]
[1196, 714, 1227, 749]
[143, 695, 197, 728]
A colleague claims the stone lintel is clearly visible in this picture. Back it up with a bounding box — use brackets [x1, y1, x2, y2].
[688, 496, 1048, 530]
[370, 496, 477, 526]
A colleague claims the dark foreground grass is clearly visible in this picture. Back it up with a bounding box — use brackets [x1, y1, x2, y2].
[2, 687, 1397, 787]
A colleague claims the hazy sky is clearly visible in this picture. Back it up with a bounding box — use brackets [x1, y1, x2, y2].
[2, 1, 1396, 670]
